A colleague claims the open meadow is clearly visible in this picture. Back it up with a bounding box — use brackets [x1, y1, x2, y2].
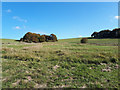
[1, 38, 119, 88]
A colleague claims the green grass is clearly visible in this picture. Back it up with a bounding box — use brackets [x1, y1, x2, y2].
[1, 38, 119, 88]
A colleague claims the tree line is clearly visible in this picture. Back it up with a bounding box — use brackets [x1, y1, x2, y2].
[20, 32, 57, 43]
[91, 28, 120, 38]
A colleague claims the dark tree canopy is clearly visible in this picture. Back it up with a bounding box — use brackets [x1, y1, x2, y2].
[91, 28, 120, 38]
[20, 32, 57, 43]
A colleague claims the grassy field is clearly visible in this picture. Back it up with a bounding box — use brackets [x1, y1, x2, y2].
[1, 38, 119, 88]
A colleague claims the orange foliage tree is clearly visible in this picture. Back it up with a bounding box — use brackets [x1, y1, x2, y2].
[20, 32, 58, 43]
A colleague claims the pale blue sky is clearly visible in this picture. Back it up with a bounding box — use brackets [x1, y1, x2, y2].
[2, 2, 118, 39]
[1, 0, 119, 2]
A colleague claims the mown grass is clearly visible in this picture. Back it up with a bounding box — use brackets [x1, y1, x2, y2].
[1, 38, 119, 88]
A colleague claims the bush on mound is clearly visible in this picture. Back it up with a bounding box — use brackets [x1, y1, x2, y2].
[20, 32, 58, 43]
[81, 38, 88, 43]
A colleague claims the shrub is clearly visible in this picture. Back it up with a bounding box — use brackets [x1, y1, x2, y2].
[32, 36, 39, 43]
[20, 38, 23, 41]
[20, 32, 58, 43]
[21, 32, 40, 43]
[23, 32, 33, 40]
[31, 33, 40, 43]
[44, 35, 51, 42]
[39, 35, 46, 42]
[50, 34, 57, 42]
[81, 38, 88, 43]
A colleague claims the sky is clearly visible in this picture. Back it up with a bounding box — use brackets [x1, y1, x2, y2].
[2, 2, 118, 39]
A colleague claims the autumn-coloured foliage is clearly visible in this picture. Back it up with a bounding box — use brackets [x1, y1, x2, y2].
[50, 34, 58, 42]
[81, 38, 88, 43]
[21, 32, 40, 43]
[39, 35, 46, 42]
[20, 32, 57, 43]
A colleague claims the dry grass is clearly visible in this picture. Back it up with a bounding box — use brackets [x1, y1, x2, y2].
[1, 38, 119, 88]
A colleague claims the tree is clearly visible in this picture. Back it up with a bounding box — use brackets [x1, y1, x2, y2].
[50, 34, 57, 42]
[39, 35, 46, 42]
[20, 32, 58, 43]
[91, 28, 120, 38]
[91, 32, 98, 38]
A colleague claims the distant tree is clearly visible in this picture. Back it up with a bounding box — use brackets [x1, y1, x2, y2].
[99, 30, 111, 38]
[31, 33, 40, 43]
[23, 32, 32, 40]
[111, 28, 120, 38]
[20, 32, 58, 43]
[91, 32, 98, 38]
[50, 34, 58, 42]
[41, 35, 49, 42]
[20, 38, 23, 41]
[31, 36, 39, 43]
[21, 32, 40, 43]
[91, 28, 120, 38]
[39, 35, 46, 42]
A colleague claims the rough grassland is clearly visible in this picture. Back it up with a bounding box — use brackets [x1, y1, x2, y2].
[1, 38, 119, 88]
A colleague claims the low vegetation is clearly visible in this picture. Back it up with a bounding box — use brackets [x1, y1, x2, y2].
[81, 38, 88, 43]
[1, 38, 119, 88]
[20, 32, 57, 43]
